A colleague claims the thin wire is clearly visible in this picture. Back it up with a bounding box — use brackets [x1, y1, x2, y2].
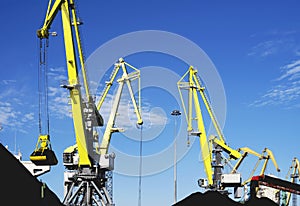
[45, 39, 50, 134]
[38, 38, 43, 134]
[138, 125, 143, 206]
[37, 38, 50, 135]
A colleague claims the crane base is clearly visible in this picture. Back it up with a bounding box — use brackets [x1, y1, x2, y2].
[63, 168, 114, 206]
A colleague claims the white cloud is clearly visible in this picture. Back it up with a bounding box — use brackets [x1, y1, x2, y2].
[48, 88, 72, 119]
[0, 80, 38, 134]
[248, 30, 298, 57]
[0, 101, 15, 125]
[98, 88, 168, 133]
[21, 113, 34, 123]
[248, 40, 284, 57]
[277, 66, 300, 81]
[2, 80, 16, 85]
[250, 59, 300, 108]
[0, 68, 68, 133]
[9, 65, 168, 134]
[49, 67, 65, 72]
[0, 98, 35, 132]
[281, 59, 300, 70]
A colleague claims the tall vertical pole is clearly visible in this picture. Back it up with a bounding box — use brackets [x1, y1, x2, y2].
[171, 110, 181, 204]
[174, 118, 177, 204]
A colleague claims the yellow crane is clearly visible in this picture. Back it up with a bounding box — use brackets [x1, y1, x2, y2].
[30, 0, 103, 167]
[97, 58, 143, 155]
[29, 0, 143, 205]
[63, 58, 143, 204]
[231, 147, 262, 174]
[178, 66, 241, 189]
[283, 157, 300, 205]
[242, 147, 280, 186]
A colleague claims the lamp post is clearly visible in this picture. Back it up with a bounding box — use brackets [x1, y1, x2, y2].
[171, 109, 181, 204]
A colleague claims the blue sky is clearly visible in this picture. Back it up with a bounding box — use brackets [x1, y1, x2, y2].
[1, 0, 300, 205]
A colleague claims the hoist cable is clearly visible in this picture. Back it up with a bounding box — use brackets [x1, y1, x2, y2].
[37, 38, 50, 135]
[38, 39, 43, 134]
[45, 38, 50, 134]
[138, 125, 143, 206]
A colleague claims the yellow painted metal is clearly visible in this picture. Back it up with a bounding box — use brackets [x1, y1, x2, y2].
[64, 144, 78, 154]
[98, 58, 143, 155]
[178, 66, 213, 186]
[178, 66, 242, 187]
[192, 67, 240, 160]
[99, 79, 125, 155]
[231, 147, 261, 174]
[30, 155, 47, 161]
[35, 0, 99, 167]
[30, 134, 58, 165]
[212, 137, 241, 159]
[260, 148, 280, 175]
[30, 135, 51, 155]
[60, 1, 90, 166]
[192, 84, 213, 185]
[121, 61, 143, 126]
[285, 157, 300, 205]
[177, 68, 192, 132]
[37, 0, 62, 39]
[242, 147, 280, 186]
[97, 59, 143, 126]
[70, 0, 90, 100]
[97, 64, 120, 111]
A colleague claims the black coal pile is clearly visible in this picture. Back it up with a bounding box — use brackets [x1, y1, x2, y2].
[0, 143, 63, 206]
[173, 191, 278, 206]
[245, 196, 279, 206]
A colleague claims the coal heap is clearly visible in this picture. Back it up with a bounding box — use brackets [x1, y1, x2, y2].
[173, 191, 278, 206]
[0, 143, 63, 206]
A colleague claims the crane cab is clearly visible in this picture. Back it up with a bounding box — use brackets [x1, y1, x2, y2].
[30, 134, 58, 166]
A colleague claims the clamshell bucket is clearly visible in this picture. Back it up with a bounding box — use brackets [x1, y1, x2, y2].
[30, 134, 58, 166]
[30, 149, 58, 166]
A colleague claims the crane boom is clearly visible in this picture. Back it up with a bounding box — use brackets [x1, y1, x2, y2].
[178, 66, 213, 186]
[231, 147, 261, 174]
[260, 148, 280, 175]
[99, 58, 143, 155]
[242, 147, 280, 186]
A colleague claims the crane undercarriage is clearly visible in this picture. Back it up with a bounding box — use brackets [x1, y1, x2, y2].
[63, 158, 115, 206]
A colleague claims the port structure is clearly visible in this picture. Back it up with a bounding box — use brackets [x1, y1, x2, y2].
[241, 147, 280, 187]
[177, 66, 242, 191]
[230, 147, 280, 200]
[62, 58, 143, 205]
[250, 174, 300, 205]
[282, 157, 300, 206]
[31, 0, 143, 205]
